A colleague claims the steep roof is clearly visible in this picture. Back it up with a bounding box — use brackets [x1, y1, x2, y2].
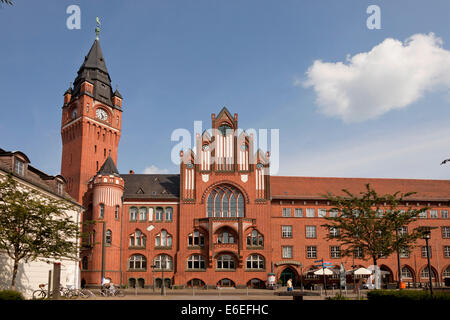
[71, 39, 116, 107]
[270, 176, 450, 201]
[97, 156, 119, 176]
[122, 174, 180, 200]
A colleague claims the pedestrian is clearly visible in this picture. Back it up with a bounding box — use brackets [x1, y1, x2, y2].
[287, 278, 293, 292]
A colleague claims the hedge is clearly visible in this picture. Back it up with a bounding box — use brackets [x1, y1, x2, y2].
[367, 289, 450, 301]
[0, 290, 25, 300]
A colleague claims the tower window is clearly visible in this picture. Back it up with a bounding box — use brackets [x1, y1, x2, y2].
[105, 229, 112, 245]
[99, 204, 104, 219]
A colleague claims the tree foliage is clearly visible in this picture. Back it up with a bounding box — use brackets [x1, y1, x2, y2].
[322, 184, 427, 266]
[0, 174, 80, 289]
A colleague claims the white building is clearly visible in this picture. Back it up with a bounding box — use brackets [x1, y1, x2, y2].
[0, 148, 83, 298]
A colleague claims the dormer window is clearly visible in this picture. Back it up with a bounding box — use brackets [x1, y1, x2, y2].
[14, 158, 24, 176]
[57, 182, 64, 195]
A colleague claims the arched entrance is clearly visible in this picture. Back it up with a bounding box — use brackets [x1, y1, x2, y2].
[380, 265, 394, 285]
[280, 267, 297, 286]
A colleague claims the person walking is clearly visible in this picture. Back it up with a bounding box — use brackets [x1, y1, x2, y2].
[287, 278, 293, 292]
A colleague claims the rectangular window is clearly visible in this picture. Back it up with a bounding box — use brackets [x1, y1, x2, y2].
[306, 226, 316, 238]
[307, 246, 317, 259]
[398, 226, 408, 236]
[99, 204, 104, 219]
[57, 183, 64, 195]
[14, 159, 24, 176]
[282, 246, 293, 259]
[165, 208, 173, 221]
[330, 246, 341, 258]
[282, 208, 291, 217]
[441, 210, 449, 219]
[419, 211, 427, 219]
[329, 210, 338, 218]
[421, 246, 432, 258]
[329, 227, 339, 237]
[282, 226, 292, 238]
[294, 208, 303, 217]
[318, 209, 327, 218]
[442, 227, 450, 239]
[306, 208, 315, 218]
[444, 246, 450, 258]
[430, 210, 438, 219]
[354, 247, 364, 259]
[399, 247, 410, 258]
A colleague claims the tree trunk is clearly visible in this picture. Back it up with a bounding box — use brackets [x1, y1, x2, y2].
[10, 258, 19, 291]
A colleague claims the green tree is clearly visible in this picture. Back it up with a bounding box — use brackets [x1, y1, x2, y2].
[322, 184, 427, 267]
[0, 174, 80, 290]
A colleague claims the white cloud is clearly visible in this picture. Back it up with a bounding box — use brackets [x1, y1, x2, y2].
[143, 165, 169, 174]
[303, 33, 450, 123]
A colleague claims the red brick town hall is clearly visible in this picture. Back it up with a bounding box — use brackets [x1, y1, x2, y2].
[60, 36, 450, 289]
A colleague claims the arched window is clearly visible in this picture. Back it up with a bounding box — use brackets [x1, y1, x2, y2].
[206, 185, 245, 217]
[129, 254, 147, 270]
[115, 205, 120, 219]
[153, 254, 173, 270]
[444, 266, 450, 278]
[155, 230, 172, 248]
[420, 267, 436, 279]
[155, 207, 164, 221]
[217, 255, 236, 270]
[247, 230, 264, 247]
[165, 207, 173, 221]
[139, 207, 147, 221]
[129, 207, 138, 221]
[82, 256, 88, 270]
[246, 254, 265, 269]
[187, 279, 205, 288]
[401, 266, 413, 279]
[99, 204, 105, 219]
[105, 229, 112, 245]
[217, 230, 235, 244]
[130, 229, 146, 247]
[217, 278, 235, 287]
[187, 255, 206, 270]
[188, 231, 205, 247]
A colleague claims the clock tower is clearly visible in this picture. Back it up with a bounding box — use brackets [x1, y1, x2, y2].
[61, 36, 123, 204]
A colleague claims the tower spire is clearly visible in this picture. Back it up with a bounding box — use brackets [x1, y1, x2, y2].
[95, 17, 101, 40]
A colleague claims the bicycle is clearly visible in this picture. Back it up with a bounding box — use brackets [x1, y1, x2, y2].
[100, 285, 125, 297]
[32, 284, 48, 300]
[74, 288, 95, 299]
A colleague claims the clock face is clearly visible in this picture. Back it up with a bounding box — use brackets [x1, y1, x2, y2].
[202, 144, 209, 151]
[96, 108, 108, 121]
[240, 144, 248, 151]
[256, 163, 264, 169]
[186, 162, 194, 169]
[71, 109, 77, 119]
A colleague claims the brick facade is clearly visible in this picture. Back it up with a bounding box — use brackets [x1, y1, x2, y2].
[61, 37, 450, 289]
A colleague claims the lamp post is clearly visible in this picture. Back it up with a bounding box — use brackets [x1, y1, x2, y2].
[151, 264, 156, 293]
[299, 263, 304, 292]
[422, 230, 433, 297]
[161, 259, 166, 296]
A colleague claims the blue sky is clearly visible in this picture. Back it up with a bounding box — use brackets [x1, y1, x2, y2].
[1, 0, 450, 179]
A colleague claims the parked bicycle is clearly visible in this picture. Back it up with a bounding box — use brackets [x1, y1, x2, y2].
[32, 284, 48, 300]
[100, 284, 125, 297]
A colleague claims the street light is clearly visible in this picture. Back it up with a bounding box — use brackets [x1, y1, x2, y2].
[159, 258, 168, 296]
[151, 264, 156, 293]
[299, 263, 304, 292]
[421, 229, 433, 298]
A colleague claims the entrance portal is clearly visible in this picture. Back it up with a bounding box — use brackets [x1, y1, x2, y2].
[280, 267, 296, 286]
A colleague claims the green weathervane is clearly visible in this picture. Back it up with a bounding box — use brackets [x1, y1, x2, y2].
[95, 17, 101, 40]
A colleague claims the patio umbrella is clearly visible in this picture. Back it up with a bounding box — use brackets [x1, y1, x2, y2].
[314, 268, 334, 275]
[353, 267, 372, 275]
